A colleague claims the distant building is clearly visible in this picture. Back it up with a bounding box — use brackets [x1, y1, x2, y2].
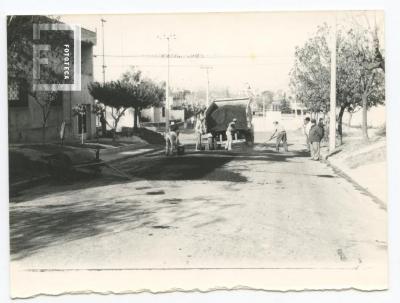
[289, 97, 307, 116]
[8, 19, 97, 143]
[141, 106, 185, 124]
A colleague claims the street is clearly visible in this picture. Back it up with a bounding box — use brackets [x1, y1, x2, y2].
[10, 130, 387, 271]
[5, 10, 390, 298]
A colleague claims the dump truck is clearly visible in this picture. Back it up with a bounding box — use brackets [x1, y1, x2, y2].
[204, 97, 254, 149]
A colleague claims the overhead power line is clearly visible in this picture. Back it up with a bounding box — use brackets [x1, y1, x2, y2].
[93, 53, 293, 59]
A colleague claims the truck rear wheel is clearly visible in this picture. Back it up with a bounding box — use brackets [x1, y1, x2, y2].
[245, 132, 254, 146]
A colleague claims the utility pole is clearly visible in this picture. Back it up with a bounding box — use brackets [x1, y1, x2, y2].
[157, 34, 176, 140]
[200, 65, 213, 107]
[101, 18, 107, 121]
[329, 14, 337, 152]
[101, 18, 107, 84]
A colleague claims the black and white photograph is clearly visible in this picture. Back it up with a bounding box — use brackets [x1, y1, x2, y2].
[5, 9, 391, 298]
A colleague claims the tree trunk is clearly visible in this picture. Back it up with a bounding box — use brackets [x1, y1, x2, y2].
[42, 124, 46, 144]
[112, 119, 118, 142]
[337, 105, 346, 146]
[137, 109, 141, 128]
[361, 93, 369, 141]
[348, 112, 353, 127]
[133, 108, 139, 130]
[100, 114, 107, 136]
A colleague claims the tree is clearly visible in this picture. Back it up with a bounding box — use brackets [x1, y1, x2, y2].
[289, 25, 330, 116]
[121, 67, 164, 129]
[32, 91, 61, 143]
[92, 101, 110, 136]
[290, 23, 384, 143]
[349, 24, 385, 140]
[88, 81, 133, 140]
[7, 16, 71, 143]
[280, 94, 292, 114]
[89, 68, 165, 136]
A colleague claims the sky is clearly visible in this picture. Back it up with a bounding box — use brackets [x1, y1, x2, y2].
[61, 11, 383, 96]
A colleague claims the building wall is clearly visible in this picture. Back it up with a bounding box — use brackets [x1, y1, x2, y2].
[9, 39, 96, 143]
[8, 96, 64, 142]
[140, 107, 184, 124]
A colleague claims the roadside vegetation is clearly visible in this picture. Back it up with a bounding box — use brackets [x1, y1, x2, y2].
[290, 14, 385, 143]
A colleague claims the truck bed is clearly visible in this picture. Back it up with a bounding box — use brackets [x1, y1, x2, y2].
[205, 98, 251, 133]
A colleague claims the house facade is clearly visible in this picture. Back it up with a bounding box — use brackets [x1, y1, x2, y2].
[8, 21, 97, 143]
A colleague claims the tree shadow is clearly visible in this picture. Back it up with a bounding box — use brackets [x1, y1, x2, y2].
[10, 200, 154, 260]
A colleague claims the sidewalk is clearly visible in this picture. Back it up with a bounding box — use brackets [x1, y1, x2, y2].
[9, 140, 164, 195]
[99, 144, 164, 164]
[322, 138, 386, 205]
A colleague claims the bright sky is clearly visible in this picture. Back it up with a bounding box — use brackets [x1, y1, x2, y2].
[61, 11, 382, 95]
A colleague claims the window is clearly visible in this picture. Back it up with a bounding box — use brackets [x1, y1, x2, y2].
[162, 107, 165, 117]
[8, 79, 28, 107]
[8, 82, 19, 101]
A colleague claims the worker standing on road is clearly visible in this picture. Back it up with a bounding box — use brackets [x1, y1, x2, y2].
[195, 111, 204, 151]
[303, 117, 312, 153]
[225, 118, 237, 151]
[269, 121, 288, 152]
[166, 121, 180, 155]
[309, 119, 324, 160]
[318, 117, 325, 143]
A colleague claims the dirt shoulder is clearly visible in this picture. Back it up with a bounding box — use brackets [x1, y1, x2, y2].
[323, 128, 387, 204]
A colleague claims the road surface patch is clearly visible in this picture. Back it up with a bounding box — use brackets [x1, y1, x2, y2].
[145, 190, 165, 195]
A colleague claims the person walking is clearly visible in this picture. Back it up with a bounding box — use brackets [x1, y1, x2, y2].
[225, 118, 236, 151]
[303, 117, 311, 153]
[268, 121, 288, 152]
[309, 119, 323, 160]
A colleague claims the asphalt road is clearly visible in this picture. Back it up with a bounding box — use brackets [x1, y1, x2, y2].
[10, 131, 387, 273]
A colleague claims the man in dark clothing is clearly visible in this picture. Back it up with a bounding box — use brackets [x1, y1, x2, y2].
[309, 119, 323, 160]
[318, 118, 325, 142]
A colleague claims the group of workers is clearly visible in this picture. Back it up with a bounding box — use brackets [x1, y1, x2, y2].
[266, 117, 325, 160]
[303, 117, 325, 160]
[267, 117, 325, 160]
[169, 111, 325, 159]
[195, 111, 237, 151]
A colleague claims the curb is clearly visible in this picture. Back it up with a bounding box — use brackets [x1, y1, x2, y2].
[98, 143, 150, 155]
[10, 175, 50, 196]
[102, 146, 164, 165]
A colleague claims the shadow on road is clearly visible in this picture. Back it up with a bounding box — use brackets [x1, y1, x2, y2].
[9, 143, 311, 260]
[10, 197, 170, 260]
[11, 143, 310, 203]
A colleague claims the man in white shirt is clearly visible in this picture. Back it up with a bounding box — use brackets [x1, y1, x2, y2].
[225, 118, 237, 151]
[269, 121, 288, 152]
[195, 111, 204, 151]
